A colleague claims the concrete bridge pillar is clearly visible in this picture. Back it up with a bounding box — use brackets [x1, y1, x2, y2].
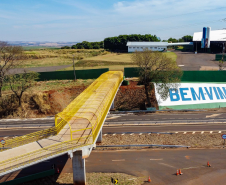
[96, 129, 102, 143]
[72, 151, 86, 185]
[110, 101, 114, 110]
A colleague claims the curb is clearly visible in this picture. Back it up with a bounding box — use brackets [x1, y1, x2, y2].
[104, 121, 226, 126]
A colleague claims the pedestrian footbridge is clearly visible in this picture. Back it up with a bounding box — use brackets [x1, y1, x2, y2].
[0, 71, 123, 184]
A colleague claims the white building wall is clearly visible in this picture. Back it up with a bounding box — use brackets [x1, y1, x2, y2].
[128, 46, 167, 53]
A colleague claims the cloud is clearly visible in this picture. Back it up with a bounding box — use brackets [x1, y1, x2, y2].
[113, 0, 226, 17]
[51, 0, 102, 15]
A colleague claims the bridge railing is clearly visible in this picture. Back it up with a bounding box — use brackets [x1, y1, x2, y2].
[0, 127, 57, 152]
[55, 71, 123, 142]
[0, 135, 92, 174]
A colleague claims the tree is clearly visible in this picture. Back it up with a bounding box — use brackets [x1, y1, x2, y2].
[61, 46, 70, 49]
[131, 49, 183, 107]
[181, 35, 193, 42]
[104, 34, 160, 51]
[168, 38, 178, 43]
[6, 70, 39, 106]
[219, 42, 226, 70]
[0, 41, 24, 97]
[71, 45, 77, 49]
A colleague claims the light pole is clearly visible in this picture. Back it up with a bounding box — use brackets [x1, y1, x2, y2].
[72, 55, 76, 81]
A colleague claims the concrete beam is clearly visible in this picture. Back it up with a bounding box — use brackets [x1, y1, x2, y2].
[96, 129, 102, 143]
[72, 150, 86, 185]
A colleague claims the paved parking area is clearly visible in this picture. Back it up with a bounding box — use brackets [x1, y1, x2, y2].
[175, 51, 218, 70]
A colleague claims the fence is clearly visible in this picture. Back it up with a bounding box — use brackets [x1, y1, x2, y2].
[216, 54, 226, 61]
[124, 67, 226, 82]
[37, 68, 109, 81]
[0, 169, 55, 185]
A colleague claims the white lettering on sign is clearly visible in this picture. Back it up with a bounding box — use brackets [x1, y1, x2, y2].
[155, 83, 226, 107]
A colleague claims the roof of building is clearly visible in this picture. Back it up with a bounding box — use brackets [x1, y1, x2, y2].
[168, 42, 193, 46]
[127, 42, 168, 47]
[127, 41, 193, 47]
[193, 29, 226, 41]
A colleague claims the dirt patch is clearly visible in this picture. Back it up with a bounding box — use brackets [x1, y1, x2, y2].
[96, 133, 226, 149]
[115, 80, 158, 111]
[19, 173, 145, 185]
[0, 80, 157, 118]
[46, 86, 87, 114]
[57, 173, 145, 185]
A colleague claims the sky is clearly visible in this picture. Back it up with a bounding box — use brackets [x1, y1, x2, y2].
[0, 0, 226, 42]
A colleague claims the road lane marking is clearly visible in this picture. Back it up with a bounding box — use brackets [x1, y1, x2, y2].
[150, 159, 163, 161]
[183, 166, 200, 170]
[206, 114, 221, 118]
[201, 131, 204, 134]
[106, 116, 121, 120]
[112, 159, 125, 162]
[192, 132, 195, 134]
[159, 163, 175, 168]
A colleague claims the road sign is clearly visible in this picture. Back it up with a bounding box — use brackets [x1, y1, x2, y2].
[222, 134, 226, 139]
[1, 139, 5, 146]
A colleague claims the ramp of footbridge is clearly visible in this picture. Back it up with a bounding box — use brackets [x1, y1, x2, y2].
[0, 71, 123, 180]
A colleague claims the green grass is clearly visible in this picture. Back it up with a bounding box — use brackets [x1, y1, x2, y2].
[2, 79, 95, 95]
[18, 49, 177, 70]
[60, 52, 177, 71]
[23, 46, 60, 51]
[164, 52, 177, 61]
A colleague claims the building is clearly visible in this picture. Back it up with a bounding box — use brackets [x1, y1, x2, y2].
[127, 41, 193, 52]
[193, 28, 226, 53]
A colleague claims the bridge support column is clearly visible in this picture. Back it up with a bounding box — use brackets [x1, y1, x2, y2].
[72, 151, 86, 185]
[110, 101, 114, 110]
[96, 129, 102, 143]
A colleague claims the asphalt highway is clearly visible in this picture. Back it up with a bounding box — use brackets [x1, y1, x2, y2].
[1, 113, 226, 137]
[1, 113, 226, 128]
[2, 149, 226, 185]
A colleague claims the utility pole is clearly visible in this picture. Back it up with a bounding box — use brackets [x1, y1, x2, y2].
[72, 55, 76, 81]
[219, 42, 226, 71]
